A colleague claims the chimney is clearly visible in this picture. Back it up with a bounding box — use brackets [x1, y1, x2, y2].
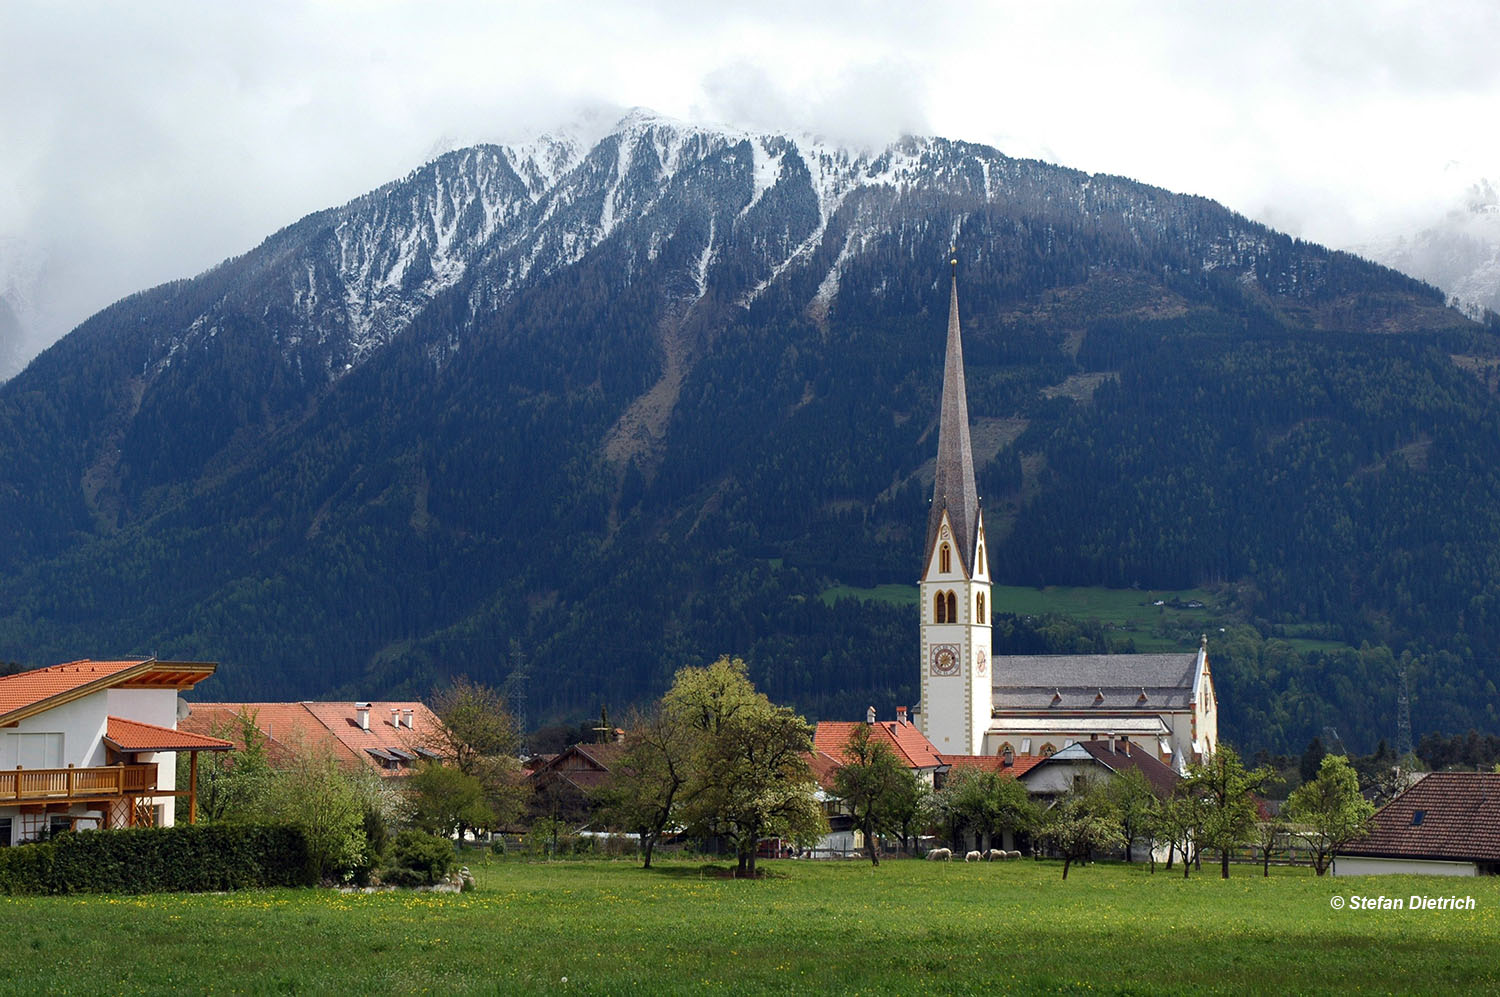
[390, 708, 400, 728]
[866, 705, 876, 725]
[402, 708, 414, 729]
[1117, 736, 1130, 755]
[355, 703, 371, 731]
[896, 706, 909, 725]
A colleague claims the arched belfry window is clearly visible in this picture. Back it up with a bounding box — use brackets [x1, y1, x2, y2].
[976, 592, 986, 624]
[1039, 742, 1057, 758]
[934, 592, 947, 624]
[977, 546, 986, 576]
[945, 591, 957, 623]
[939, 543, 951, 574]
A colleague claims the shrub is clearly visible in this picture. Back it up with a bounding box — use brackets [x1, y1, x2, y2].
[383, 830, 456, 886]
[0, 824, 314, 895]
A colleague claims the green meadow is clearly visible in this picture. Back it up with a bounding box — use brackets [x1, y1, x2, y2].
[822, 582, 1251, 652]
[5, 857, 1496, 994]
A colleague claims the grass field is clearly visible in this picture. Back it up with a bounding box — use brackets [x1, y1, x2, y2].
[6, 857, 1497, 994]
[821, 582, 1254, 652]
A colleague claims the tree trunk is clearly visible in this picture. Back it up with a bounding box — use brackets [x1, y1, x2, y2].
[1165, 842, 1175, 870]
[866, 819, 880, 867]
[1221, 848, 1230, 879]
[1062, 854, 1072, 880]
[1262, 849, 1270, 877]
[641, 833, 655, 869]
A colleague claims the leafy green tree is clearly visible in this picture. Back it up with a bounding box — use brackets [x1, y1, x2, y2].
[1253, 811, 1291, 877]
[831, 723, 921, 866]
[933, 766, 1038, 853]
[594, 702, 695, 868]
[671, 656, 826, 876]
[407, 763, 494, 839]
[255, 754, 374, 883]
[425, 677, 526, 834]
[1183, 745, 1271, 879]
[1041, 781, 1125, 879]
[1159, 792, 1205, 879]
[1106, 767, 1164, 867]
[178, 708, 272, 823]
[885, 775, 935, 856]
[1284, 754, 1376, 876]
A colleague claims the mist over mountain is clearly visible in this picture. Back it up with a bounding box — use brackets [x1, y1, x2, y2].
[1, 111, 1496, 753]
[1360, 178, 1500, 321]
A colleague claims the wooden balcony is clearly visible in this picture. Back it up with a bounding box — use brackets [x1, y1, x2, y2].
[1, 764, 159, 804]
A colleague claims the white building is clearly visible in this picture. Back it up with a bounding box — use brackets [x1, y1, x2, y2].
[0, 658, 232, 846]
[918, 267, 1218, 772]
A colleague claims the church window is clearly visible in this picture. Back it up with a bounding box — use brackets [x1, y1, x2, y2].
[976, 592, 986, 624]
[1039, 742, 1057, 757]
[934, 592, 947, 624]
[998, 742, 1013, 756]
[946, 591, 957, 622]
[939, 543, 951, 573]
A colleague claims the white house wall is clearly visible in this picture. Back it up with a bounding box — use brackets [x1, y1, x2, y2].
[1333, 856, 1478, 877]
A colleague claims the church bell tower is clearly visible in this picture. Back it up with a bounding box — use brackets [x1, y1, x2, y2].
[918, 254, 992, 756]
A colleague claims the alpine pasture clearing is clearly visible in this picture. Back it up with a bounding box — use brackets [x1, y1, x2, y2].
[5, 857, 1496, 994]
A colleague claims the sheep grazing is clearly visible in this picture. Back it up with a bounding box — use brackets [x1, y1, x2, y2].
[984, 849, 1006, 861]
[965, 850, 983, 862]
[926, 848, 953, 861]
[1007, 850, 1022, 859]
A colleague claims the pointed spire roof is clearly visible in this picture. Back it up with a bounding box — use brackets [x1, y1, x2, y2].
[926, 261, 980, 573]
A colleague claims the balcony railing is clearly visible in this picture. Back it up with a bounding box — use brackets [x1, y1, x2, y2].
[1, 764, 158, 803]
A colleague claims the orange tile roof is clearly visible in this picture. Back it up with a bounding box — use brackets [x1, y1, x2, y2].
[804, 750, 846, 791]
[941, 753, 1048, 779]
[105, 716, 235, 753]
[181, 701, 446, 777]
[0, 660, 151, 720]
[813, 720, 945, 770]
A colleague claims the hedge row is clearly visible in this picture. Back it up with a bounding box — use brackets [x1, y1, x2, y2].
[0, 823, 316, 895]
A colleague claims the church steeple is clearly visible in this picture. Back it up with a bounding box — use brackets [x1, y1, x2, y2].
[926, 254, 980, 574]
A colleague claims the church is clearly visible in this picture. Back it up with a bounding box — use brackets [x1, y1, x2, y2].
[917, 262, 1217, 773]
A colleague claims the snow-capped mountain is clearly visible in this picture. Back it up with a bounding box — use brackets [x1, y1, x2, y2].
[0, 110, 1485, 746]
[50, 108, 1427, 398]
[1359, 178, 1500, 320]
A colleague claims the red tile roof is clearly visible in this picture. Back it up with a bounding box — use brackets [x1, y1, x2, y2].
[181, 701, 445, 777]
[804, 750, 848, 792]
[0, 659, 216, 724]
[105, 716, 235, 753]
[814, 720, 945, 770]
[941, 753, 1048, 779]
[1345, 772, 1500, 863]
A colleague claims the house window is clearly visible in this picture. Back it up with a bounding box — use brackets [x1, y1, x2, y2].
[946, 591, 957, 623]
[939, 543, 951, 573]
[934, 592, 947, 624]
[0, 817, 11, 847]
[976, 592, 986, 624]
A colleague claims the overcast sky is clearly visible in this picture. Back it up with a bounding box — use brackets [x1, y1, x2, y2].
[3, 0, 1498, 360]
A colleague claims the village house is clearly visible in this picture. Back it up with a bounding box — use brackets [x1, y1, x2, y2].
[179, 700, 445, 778]
[1335, 771, 1500, 877]
[0, 659, 233, 845]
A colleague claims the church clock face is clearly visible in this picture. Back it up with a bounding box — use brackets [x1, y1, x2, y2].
[976, 649, 987, 675]
[930, 643, 960, 677]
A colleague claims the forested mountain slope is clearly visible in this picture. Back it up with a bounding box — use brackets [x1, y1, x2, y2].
[1, 112, 1495, 752]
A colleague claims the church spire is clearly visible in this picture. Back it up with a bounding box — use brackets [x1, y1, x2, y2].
[926, 251, 980, 574]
